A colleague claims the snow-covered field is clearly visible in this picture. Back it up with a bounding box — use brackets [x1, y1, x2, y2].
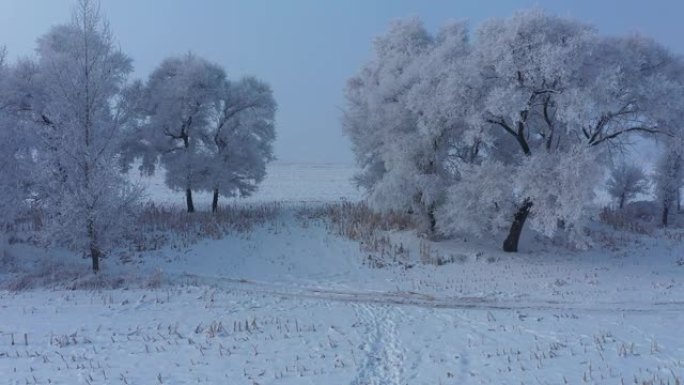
[134, 162, 363, 207]
[2, 163, 684, 384]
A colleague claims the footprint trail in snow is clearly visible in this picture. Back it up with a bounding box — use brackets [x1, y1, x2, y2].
[352, 304, 407, 385]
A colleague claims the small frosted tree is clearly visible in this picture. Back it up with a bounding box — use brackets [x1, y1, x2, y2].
[13, 0, 141, 272]
[606, 163, 649, 209]
[655, 141, 684, 226]
[130, 55, 277, 212]
[202, 77, 276, 212]
[139, 54, 225, 212]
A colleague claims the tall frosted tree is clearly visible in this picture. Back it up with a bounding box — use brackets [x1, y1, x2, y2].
[346, 9, 684, 251]
[13, 0, 140, 272]
[0, 47, 33, 230]
[454, 12, 684, 250]
[470, 11, 684, 250]
[0, 48, 14, 218]
[462, 11, 602, 250]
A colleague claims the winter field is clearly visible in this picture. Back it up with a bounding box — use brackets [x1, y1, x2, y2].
[0, 163, 682, 385]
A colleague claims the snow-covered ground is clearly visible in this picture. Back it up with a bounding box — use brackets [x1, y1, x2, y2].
[2, 163, 684, 384]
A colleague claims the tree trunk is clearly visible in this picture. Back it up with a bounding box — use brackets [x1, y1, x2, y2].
[503, 199, 533, 252]
[87, 218, 100, 273]
[90, 245, 101, 273]
[427, 206, 437, 235]
[186, 188, 195, 213]
[662, 204, 669, 227]
[619, 194, 625, 209]
[212, 188, 219, 213]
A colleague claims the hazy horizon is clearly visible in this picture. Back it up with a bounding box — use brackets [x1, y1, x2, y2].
[2, 0, 683, 164]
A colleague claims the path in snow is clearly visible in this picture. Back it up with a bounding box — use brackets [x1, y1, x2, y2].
[351, 304, 406, 385]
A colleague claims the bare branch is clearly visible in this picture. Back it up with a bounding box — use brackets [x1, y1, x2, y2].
[590, 126, 666, 146]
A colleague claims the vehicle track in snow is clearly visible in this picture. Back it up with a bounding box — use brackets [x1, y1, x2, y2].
[176, 273, 684, 314]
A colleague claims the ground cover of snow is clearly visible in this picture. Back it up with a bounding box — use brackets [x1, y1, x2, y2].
[1, 163, 683, 384]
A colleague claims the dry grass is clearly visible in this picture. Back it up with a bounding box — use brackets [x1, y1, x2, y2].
[0, 202, 280, 291]
[0, 259, 149, 292]
[4, 202, 281, 253]
[297, 202, 462, 268]
[300, 202, 415, 240]
[130, 202, 280, 251]
[1, 260, 166, 292]
[599, 207, 654, 235]
[299, 202, 414, 268]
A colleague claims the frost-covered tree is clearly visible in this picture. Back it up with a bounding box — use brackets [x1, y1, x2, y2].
[13, 0, 140, 272]
[655, 140, 684, 226]
[407, 21, 482, 232]
[128, 55, 276, 213]
[343, 19, 461, 234]
[0, 47, 33, 229]
[465, 12, 592, 250]
[202, 77, 276, 212]
[347, 9, 684, 251]
[444, 11, 683, 250]
[138, 54, 225, 212]
[606, 163, 649, 209]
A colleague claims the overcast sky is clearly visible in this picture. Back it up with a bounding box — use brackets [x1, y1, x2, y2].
[1, 0, 683, 164]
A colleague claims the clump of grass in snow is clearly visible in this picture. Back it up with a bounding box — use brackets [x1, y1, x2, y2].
[599, 207, 654, 235]
[300, 202, 455, 268]
[0, 257, 167, 292]
[305, 202, 415, 240]
[301, 202, 464, 268]
[130, 202, 281, 251]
